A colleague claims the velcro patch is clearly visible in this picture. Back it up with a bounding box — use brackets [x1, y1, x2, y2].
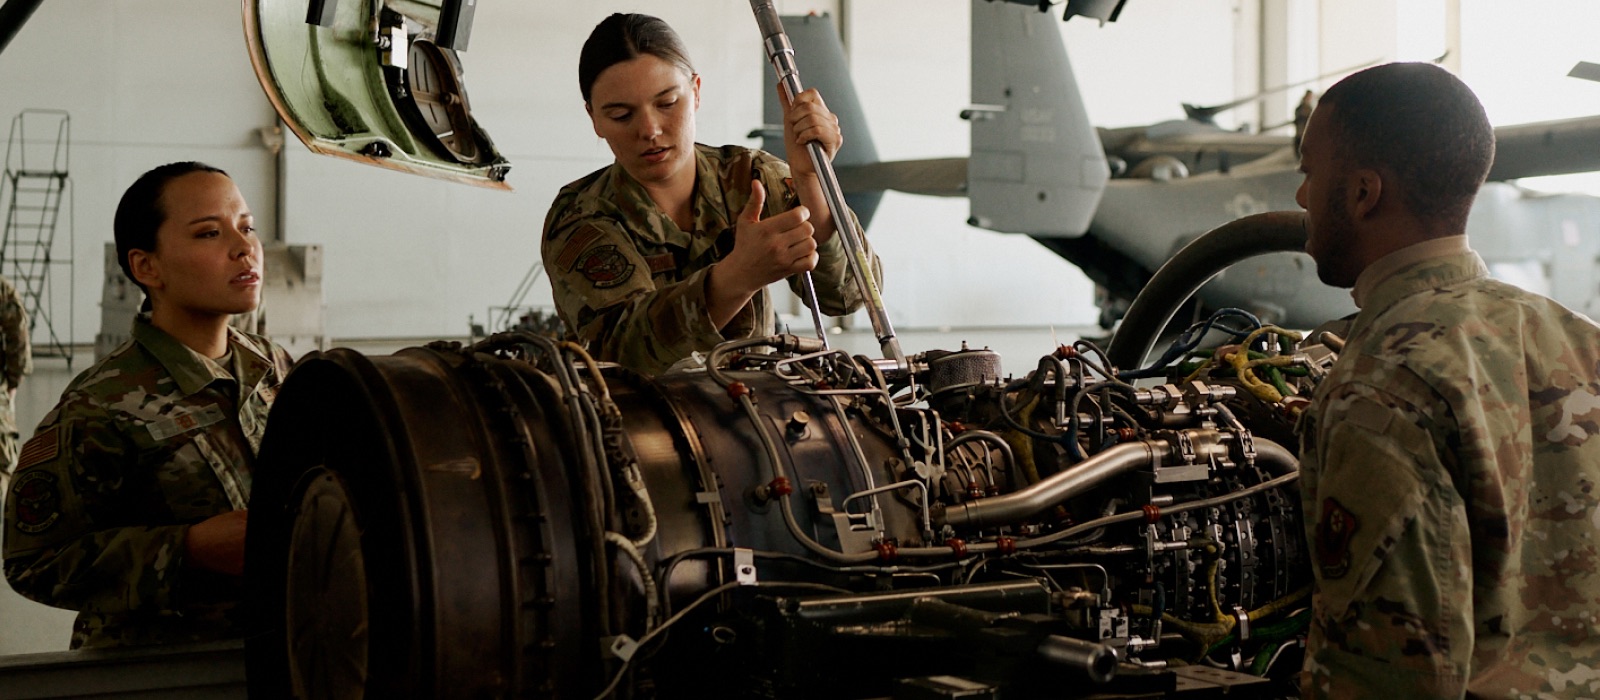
[15, 425, 59, 471]
[645, 253, 677, 274]
[554, 226, 604, 270]
[573, 245, 636, 289]
[146, 404, 226, 441]
[12, 469, 61, 534]
[1316, 497, 1359, 580]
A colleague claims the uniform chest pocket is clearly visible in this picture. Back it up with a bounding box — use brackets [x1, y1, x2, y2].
[154, 434, 248, 521]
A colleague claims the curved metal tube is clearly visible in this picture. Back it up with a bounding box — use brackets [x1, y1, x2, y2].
[1252, 436, 1299, 476]
[937, 441, 1166, 529]
[1106, 210, 1309, 371]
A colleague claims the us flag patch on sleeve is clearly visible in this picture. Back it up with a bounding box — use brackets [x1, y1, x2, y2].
[16, 425, 59, 471]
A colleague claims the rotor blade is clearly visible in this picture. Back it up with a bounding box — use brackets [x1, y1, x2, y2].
[1569, 61, 1600, 83]
[1488, 115, 1600, 181]
[1183, 57, 1381, 123]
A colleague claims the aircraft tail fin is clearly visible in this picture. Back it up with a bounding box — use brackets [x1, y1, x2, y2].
[759, 14, 885, 229]
[968, 0, 1107, 237]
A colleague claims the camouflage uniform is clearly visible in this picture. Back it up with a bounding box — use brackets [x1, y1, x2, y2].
[3, 313, 292, 649]
[1297, 245, 1600, 698]
[0, 274, 31, 493]
[543, 143, 881, 375]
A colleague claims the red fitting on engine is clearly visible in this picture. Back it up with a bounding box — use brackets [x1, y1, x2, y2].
[874, 540, 899, 562]
[1117, 427, 1137, 442]
[967, 482, 984, 500]
[946, 420, 967, 434]
[815, 380, 832, 391]
[996, 536, 1016, 555]
[946, 538, 968, 558]
[1142, 504, 1161, 523]
[768, 477, 793, 497]
[727, 381, 751, 400]
[1055, 345, 1078, 359]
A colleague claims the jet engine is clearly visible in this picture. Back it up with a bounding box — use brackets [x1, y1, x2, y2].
[245, 317, 1331, 699]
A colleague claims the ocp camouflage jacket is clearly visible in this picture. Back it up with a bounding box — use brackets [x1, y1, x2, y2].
[1298, 250, 1600, 698]
[543, 143, 880, 375]
[3, 314, 292, 648]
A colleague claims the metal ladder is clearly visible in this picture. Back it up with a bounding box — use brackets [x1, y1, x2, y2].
[1, 109, 74, 363]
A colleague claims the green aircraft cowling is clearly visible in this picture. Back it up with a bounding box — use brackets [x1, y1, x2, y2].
[244, 0, 511, 190]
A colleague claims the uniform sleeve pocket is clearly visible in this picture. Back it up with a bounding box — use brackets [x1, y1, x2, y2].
[1311, 410, 1430, 620]
[1309, 397, 1469, 684]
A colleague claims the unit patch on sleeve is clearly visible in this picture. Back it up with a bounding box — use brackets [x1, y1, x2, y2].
[1316, 497, 1358, 580]
[15, 425, 59, 471]
[573, 245, 636, 289]
[12, 470, 61, 534]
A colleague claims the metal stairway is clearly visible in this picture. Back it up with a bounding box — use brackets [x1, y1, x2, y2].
[1, 109, 73, 363]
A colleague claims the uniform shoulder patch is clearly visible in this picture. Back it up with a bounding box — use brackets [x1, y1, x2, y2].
[15, 425, 59, 471]
[12, 469, 62, 534]
[573, 244, 636, 289]
[553, 226, 604, 270]
[1316, 497, 1359, 580]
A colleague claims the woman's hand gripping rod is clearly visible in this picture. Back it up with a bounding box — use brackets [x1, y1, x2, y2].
[749, 1, 905, 368]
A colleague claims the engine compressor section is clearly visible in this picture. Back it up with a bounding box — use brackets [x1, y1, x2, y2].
[244, 319, 1331, 699]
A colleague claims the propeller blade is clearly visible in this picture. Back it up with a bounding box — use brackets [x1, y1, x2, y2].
[1183, 57, 1380, 123]
[1569, 61, 1600, 83]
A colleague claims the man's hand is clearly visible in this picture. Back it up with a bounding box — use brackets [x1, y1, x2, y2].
[184, 509, 248, 577]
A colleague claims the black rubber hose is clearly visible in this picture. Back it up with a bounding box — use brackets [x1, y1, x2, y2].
[1106, 211, 1309, 372]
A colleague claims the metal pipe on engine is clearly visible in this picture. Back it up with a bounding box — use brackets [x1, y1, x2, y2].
[1037, 634, 1119, 685]
[749, 0, 904, 366]
[935, 440, 1168, 530]
[1251, 436, 1299, 476]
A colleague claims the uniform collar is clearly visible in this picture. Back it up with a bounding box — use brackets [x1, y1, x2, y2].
[131, 314, 274, 397]
[1348, 248, 1489, 339]
[1351, 234, 1471, 308]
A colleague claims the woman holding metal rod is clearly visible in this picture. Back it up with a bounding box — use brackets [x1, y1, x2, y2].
[543, 12, 882, 376]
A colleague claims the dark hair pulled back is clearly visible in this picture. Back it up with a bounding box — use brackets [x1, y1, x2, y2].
[578, 13, 695, 103]
[113, 161, 229, 295]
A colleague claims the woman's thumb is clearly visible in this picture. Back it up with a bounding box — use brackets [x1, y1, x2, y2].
[742, 178, 766, 222]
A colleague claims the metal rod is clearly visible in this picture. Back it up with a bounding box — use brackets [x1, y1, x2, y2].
[749, 1, 903, 365]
